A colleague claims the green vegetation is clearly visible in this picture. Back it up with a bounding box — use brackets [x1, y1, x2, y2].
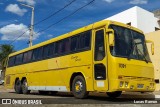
[0, 44, 15, 70]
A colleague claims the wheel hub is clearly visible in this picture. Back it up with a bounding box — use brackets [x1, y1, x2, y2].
[75, 81, 83, 92]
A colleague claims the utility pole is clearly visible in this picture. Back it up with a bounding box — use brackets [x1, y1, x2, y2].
[21, 3, 34, 47]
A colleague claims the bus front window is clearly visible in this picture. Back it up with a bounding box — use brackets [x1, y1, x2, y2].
[109, 25, 151, 62]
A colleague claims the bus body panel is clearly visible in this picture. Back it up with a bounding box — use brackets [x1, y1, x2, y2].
[5, 50, 94, 91]
[5, 20, 155, 94]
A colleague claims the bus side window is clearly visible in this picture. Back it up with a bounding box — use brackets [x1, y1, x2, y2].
[43, 45, 49, 58]
[54, 42, 59, 56]
[23, 52, 28, 63]
[78, 31, 91, 50]
[71, 36, 78, 52]
[32, 49, 38, 61]
[58, 41, 62, 54]
[84, 31, 91, 48]
[78, 34, 85, 50]
[15, 54, 23, 65]
[8, 56, 15, 67]
[48, 43, 54, 57]
[94, 30, 105, 61]
[62, 38, 70, 54]
[37, 47, 43, 60]
[27, 51, 33, 62]
[61, 39, 65, 54]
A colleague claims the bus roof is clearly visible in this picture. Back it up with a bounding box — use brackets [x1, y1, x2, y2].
[9, 20, 143, 57]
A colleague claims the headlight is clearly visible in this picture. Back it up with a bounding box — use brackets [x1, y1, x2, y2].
[125, 82, 128, 87]
[150, 83, 154, 88]
[120, 81, 124, 87]
[130, 85, 134, 89]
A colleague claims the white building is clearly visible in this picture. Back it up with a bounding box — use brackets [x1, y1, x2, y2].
[106, 6, 160, 33]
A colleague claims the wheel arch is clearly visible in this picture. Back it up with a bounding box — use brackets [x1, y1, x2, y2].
[69, 72, 85, 91]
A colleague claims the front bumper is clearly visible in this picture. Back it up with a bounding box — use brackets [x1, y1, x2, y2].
[109, 79, 155, 92]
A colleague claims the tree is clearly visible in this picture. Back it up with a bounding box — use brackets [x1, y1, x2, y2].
[0, 44, 15, 70]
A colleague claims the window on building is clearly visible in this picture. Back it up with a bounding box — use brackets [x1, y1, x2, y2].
[155, 27, 160, 31]
[126, 22, 131, 26]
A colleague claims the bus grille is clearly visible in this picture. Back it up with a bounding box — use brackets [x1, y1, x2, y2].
[119, 76, 153, 82]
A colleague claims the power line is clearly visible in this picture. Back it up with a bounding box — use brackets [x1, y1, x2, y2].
[11, 0, 95, 50]
[8, 29, 30, 45]
[7, 0, 77, 45]
[15, 41, 28, 50]
[0, 0, 94, 61]
[34, 0, 77, 26]
[35, 0, 95, 35]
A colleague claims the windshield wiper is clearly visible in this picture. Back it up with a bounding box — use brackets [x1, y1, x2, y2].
[128, 42, 148, 63]
[127, 37, 148, 63]
[127, 43, 136, 60]
[136, 48, 148, 63]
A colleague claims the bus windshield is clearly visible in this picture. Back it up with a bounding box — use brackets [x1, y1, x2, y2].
[109, 25, 151, 62]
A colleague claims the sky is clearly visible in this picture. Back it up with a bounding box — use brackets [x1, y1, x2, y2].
[0, 0, 160, 51]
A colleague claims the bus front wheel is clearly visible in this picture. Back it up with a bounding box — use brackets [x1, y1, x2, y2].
[72, 75, 89, 99]
[106, 91, 122, 98]
[15, 79, 22, 94]
[22, 79, 30, 94]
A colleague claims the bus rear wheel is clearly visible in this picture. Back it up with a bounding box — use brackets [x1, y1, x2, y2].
[72, 75, 89, 99]
[106, 91, 122, 98]
[22, 79, 30, 94]
[15, 79, 22, 94]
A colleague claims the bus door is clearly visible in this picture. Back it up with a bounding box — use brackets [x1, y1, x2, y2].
[93, 28, 109, 91]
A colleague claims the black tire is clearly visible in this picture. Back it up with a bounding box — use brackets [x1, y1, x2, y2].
[15, 79, 22, 94]
[107, 91, 122, 98]
[72, 75, 89, 99]
[22, 79, 30, 94]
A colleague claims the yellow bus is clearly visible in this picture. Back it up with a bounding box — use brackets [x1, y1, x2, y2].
[5, 20, 155, 98]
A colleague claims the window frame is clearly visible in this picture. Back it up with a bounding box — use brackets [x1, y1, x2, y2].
[94, 29, 106, 61]
[7, 30, 92, 67]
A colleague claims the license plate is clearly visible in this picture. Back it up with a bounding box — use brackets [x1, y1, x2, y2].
[137, 84, 144, 88]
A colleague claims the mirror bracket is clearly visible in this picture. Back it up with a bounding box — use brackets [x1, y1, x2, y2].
[146, 40, 154, 55]
[107, 29, 115, 46]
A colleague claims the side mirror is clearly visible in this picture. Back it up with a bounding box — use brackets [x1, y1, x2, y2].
[107, 29, 115, 46]
[146, 40, 154, 55]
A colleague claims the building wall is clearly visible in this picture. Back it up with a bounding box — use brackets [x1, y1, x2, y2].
[145, 30, 160, 91]
[106, 6, 160, 33]
[106, 6, 138, 27]
[137, 7, 159, 33]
